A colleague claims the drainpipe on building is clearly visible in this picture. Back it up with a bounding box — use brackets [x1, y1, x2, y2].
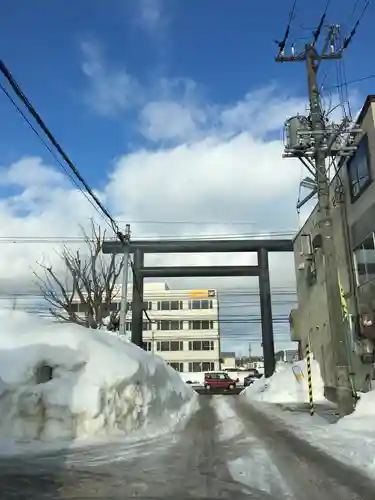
[339, 196, 359, 394]
[340, 194, 359, 318]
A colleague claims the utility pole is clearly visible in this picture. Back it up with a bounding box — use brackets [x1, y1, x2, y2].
[275, 22, 359, 416]
[119, 224, 131, 336]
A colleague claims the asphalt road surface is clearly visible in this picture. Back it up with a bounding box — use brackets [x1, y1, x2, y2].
[0, 395, 374, 500]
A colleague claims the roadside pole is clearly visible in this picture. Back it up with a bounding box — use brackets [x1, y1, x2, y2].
[119, 224, 131, 336]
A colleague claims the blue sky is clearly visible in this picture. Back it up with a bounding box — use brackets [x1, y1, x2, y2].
[0, 0, 374, 356]
[1, 0, 373, 182]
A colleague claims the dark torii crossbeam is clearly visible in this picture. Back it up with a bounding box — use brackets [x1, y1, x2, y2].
[102, 238, 293, 378]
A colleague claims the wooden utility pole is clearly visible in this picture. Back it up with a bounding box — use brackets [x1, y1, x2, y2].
[276, 24, 356, 416]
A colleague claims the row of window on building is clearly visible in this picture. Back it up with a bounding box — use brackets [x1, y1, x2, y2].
[125, 320, 216, 331]
[139, 299, 215, 311]
[299, 134, 375, 287]
[341, 134, 375, 285]
[301, 227, 375, 287]
[71, 299, 215, 313]
[144, 340, 216, 352]
[167, 361, 216, 372]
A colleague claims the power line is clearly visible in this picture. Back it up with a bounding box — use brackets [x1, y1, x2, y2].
[0, 230, 297, 243]
[343, 0, 372, 49]
[312, 0, 331, 47]
[275, 0, 298, 57]
[0, 288, 296, 298]
[118, 220, 261, 226]
[0, 59, 156, 324]
[0, 59, 121, 236]
[0, 82, 113, 229]
[325, 73, 375, 89]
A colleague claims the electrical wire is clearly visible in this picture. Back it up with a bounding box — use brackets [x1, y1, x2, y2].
[325, 73, 375, 90]
[0, 60, 121, 237]
[0, 59, 157, 321]
[312, 0, 331, 47]
[0, 229, 297, 243]
[0, 288, 297, 298]
[0, 82, 113, 230]
[117, 220, 260, 226]
[342, 0, 372, 50]
[275, 0, 298, 56]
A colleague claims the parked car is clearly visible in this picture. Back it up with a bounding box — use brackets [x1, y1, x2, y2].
[204, 371, 238, 391]
[243, 369, 262, 387]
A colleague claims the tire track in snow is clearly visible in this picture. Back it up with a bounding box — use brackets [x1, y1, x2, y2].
[212, 395, 293, 499]
[233, 398, 375, 500]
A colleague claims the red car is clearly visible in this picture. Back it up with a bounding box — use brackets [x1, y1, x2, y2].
[204, 371, 238, 391]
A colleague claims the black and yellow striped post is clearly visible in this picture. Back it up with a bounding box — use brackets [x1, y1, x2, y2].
[306, 343, 314, 416]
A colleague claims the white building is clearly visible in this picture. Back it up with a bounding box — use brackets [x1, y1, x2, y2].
[72, 282, 221, 373]
[123, 282, 220, 373]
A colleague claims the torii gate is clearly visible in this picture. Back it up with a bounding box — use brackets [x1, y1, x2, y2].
[102, 238, 293, 378]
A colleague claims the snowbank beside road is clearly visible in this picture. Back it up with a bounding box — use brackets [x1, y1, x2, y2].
[241, 360, 325, 404]
[0, 310, 196, 451]
[241, 359, 375, 479]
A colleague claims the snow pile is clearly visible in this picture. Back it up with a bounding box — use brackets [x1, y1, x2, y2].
[337, 390, 375, 433]
[0, 310, 196, 447]
[241, 360, 325, 404]
[256, 389, 375, 479]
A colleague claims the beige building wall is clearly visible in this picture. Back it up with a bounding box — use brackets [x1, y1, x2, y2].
[123, 282, 221, 373]
[221, 352, 236, 370]
[292, 96, 375, 399]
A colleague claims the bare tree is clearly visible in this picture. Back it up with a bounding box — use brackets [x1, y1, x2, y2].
[34, 221, 125, 330]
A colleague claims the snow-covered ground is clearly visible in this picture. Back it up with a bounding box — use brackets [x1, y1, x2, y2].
[241, 359, 375, 479]
[213, 396, 293, 497]
[0, 310, 197, 455]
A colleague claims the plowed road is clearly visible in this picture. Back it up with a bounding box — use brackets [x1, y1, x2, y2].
[0, 395, 373, 499]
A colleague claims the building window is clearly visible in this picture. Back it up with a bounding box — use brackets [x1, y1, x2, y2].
[170, 340, 183, 351]
[157, 300, 183, 311]
[188, 300, 213, 310]
[188, 320, 214, 330]
[144, 301, 152, 310]
[188, 362, 215, 372]
[347, 134, 372, 202]
[125, 321, 152, 331]
[188, 340, 215, 351]
[354, 232, 375, 285]
[157, 341, 183, 351]
[157, 320, 184, 330]
[169, 362, 184, 372]
[300, 233, 312, 256]
[144, 342, 152, 352]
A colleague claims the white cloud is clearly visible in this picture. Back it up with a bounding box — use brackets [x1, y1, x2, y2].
[0, 157, 66, 188]
[138, 0, 163, 31]
[80, 41, 139, 116]
[138, 83, 308, 143]
[0, 82, 304, 353]
[139, 101, 208, 142]
[0, 85, 302, 354]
